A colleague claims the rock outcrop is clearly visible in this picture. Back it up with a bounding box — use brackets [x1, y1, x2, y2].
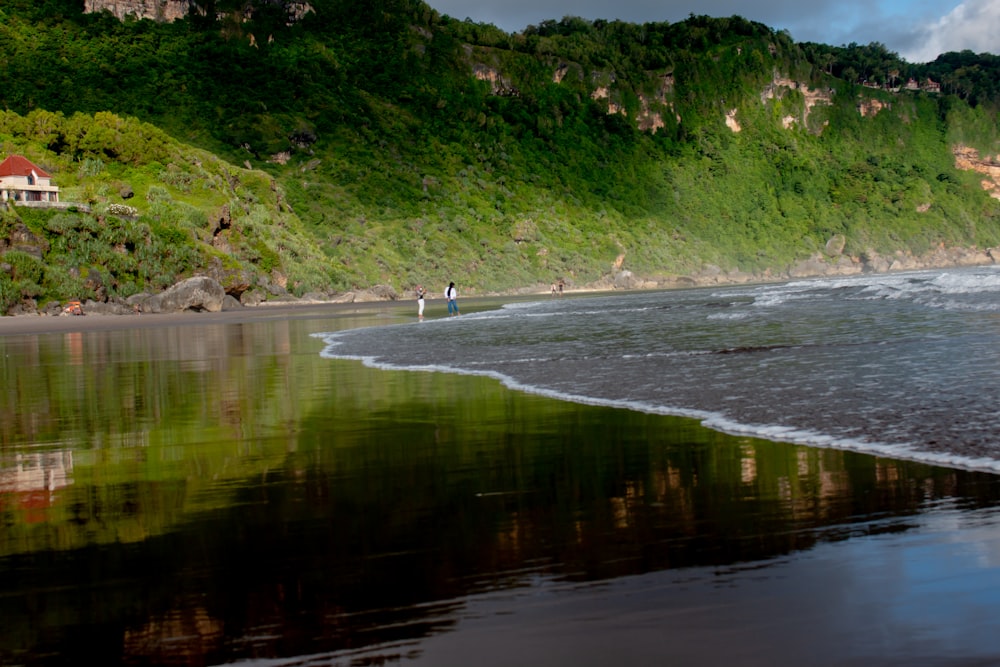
[0, 222, 49, 259]
[83, 0, 314, 23]
[84, 0, 193, 22]
[138, 276, 226, 313]
[953, 145, 1000, 199]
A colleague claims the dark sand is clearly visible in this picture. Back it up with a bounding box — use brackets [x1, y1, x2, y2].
[0, 300, 413, 336]
[0, 292, 540, 337]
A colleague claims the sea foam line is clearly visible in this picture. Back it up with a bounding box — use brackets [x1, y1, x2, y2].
[316, 338, 1000, 476]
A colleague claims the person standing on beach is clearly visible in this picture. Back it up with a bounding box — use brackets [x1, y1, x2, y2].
[445, 281, 459, 316]
[417, 286, 425, 320]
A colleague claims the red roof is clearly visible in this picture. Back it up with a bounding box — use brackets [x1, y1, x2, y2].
[0, 154, 51, 178]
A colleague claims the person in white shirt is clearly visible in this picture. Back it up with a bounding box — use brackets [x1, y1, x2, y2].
[445, 282, 459, 316]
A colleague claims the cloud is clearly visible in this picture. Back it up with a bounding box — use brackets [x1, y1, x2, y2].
[900, 0, 1000, 62]
[424, 0, 1000, 63]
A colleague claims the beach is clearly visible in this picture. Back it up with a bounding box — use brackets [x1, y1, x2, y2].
[0, 298, 407, 335]
[2, 280, 1000, 665]
[0, 289, 551, 337]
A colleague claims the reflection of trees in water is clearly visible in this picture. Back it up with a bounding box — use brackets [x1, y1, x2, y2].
[85, 433, 1000, 663]
[2, 323, 1000, 663]
[117, 411, 1000, 661]
[0, 320, 300, 450]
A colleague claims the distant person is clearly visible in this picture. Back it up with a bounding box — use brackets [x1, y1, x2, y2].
[417, 286, 425, 320]
[557, 279, 564, 297]
[445, 281, 459, 316]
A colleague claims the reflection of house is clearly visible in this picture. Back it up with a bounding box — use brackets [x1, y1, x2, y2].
[0, 451, 73, 522]
[0, 154, 60, 204]
[0, 451, 74, 494]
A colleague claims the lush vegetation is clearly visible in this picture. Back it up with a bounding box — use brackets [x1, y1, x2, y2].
[2, 1, 1000, 313]
[0, 110, 332, 311]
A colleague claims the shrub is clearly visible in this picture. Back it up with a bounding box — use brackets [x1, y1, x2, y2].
[45, 212, 86, 234]
[146, 185, 172, 203]
[41, 266, 90, 302]
[2, 250, 44, 284]
[78, 157, 106, 178]
[0, 273, 18, 313]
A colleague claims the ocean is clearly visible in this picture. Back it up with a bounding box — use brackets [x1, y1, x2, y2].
[318, 265, 1000, 473]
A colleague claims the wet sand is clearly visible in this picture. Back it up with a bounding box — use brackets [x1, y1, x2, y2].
[0, 298, 451, 339]
[4, 292, 1000, 665]
[0, 293, 538, 337]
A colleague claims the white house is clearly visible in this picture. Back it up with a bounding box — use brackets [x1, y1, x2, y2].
[0, 154, 60, 204]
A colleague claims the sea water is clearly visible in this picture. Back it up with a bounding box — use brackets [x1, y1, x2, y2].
[317, 266, 1000, 473]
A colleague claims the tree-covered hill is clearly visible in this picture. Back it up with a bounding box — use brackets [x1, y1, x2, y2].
[2, 0, 1000, 314]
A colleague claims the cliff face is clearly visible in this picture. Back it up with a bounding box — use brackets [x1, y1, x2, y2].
[83, 0, 313, 23]
[954, 145, 1000, 199]
[83, 0, 195, 22]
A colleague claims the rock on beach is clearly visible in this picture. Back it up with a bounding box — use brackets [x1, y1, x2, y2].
[138, 276, 227, 313]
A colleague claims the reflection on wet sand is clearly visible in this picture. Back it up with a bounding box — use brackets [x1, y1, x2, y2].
[0, 313, 999, 664]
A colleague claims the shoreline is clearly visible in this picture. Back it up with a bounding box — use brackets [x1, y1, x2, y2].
[0, 300, 411, 336]
[2, 256, 997, 337]
[0, 292, 548, 337]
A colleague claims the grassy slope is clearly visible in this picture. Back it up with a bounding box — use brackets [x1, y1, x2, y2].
[1, 3, 1000, 312]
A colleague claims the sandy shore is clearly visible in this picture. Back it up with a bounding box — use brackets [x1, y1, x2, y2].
[6, 255, 993, 338]
[0, 300, 423, 336]
[0, 293, 545, 336]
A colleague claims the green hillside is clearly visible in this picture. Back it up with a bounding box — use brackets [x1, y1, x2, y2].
[2, 0, 1000, 313]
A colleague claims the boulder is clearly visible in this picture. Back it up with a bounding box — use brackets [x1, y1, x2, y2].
[83, 299, 137, 315]
[329, 292, 357, 303]
[126, 293, 152, 309]
[221, 294, 243, 311]
[613, 270, 642, 289]
[240, 289, 267, 306]
[3, 222, 49, 259]
[203, 256, 252, 297]
[860, 250, 891, 273]
[788, 254, 829, 278]
[141, 276, 226, 313]
[7, 298, 38, 316]
[353, 285, 398, 302]
[83, 267, 107, 301]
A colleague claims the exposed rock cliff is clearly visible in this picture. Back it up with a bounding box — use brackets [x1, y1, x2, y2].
[954, 145, 1000, 200]
[84, 0, 196, 21]
[83, 0, 313, 23]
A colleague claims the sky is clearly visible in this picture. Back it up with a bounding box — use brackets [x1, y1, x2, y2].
[424, 0, 1000, 63]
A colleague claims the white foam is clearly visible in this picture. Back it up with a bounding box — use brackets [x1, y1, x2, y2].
[706, 311, 753, 321]
[314, 267, 1000, 476]
[317, 338, 1000, 476]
